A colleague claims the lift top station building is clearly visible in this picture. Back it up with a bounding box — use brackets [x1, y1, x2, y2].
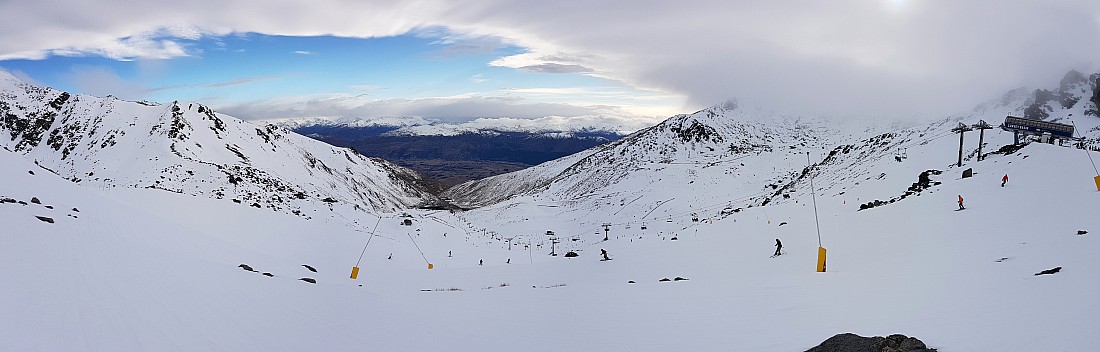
[1000, 116, 1077, 144]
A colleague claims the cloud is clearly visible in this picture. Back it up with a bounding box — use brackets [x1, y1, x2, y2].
[3, 1, 1100, 119]
[147, 75, 282, 93]
[516, 63, 593, 74]
[292, 50, 316, 55]
[66, 66, 148, 100]
[217, 93, 604, 122]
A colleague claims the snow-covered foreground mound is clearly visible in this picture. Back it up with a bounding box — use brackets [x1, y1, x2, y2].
[3, 138, 1098, 351]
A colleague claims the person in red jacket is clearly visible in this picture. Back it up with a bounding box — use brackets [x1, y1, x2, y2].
[1001, 174, 1008, 187]
[957, 195, 965, 210]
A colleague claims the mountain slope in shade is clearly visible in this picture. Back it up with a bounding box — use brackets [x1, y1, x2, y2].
[0, 71, 438, 215]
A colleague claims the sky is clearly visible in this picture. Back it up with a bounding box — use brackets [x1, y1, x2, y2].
[1, 0, 1099, 127]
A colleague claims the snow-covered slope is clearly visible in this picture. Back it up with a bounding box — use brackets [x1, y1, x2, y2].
[3, 127, 1099, 351]
[0, 71, 438, 215]
[3, 70, 1100, 351]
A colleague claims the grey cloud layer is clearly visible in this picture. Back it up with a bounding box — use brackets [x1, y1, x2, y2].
[3, 0, 1099, 119]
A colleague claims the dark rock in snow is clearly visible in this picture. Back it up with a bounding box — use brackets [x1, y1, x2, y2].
[44, 205, 53, 209]
[659, 278, 671, 282]
[674, 277, 689, 281]
[262, 272, 274, 277]
[778, 222, 788, 226]
[31, 197, 41, 204]
[71, 207, 79, 212]
[35, 216, 54, 223]
[805, 332, 936, 352]
[238, 264, 255, 272]
[1034, 267, 1062, 276]
[299, 278, 317, 284]
[961, 168, 973, 178]
[564, 251, 579, 257]
[27, 170, 34, 175]
[302, 264, 317, 272]
[627, 280, 636, 284]
[1, 198, 15, 203]
[1077, 230, 1087, 235]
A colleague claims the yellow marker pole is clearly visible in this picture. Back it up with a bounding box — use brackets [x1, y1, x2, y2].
[1094, 175, 1100, 192]
[428, 263, 434, 270]
[816, 247, 827, 272]
[350, 266, 360, 279]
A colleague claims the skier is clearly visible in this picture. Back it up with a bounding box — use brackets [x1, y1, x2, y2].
[773, 238, 783, 257]
[600, 248, 610, 261]
[957, 195, 965, 210]
[479, 259, 483, 266]
[1001, 174, 1008, 187]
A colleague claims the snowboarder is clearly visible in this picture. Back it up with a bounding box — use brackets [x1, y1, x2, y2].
[600, 248, 610, 261]
[957, 195, 965, 210]
[773, 239, 783, 257]
[1001, 174, 1008, 187]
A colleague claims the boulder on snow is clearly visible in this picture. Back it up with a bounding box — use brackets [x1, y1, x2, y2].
[805, 333, 936, 352]
[31, 197, 41, 204]
[961, 168, 973, 178]
[238, 264, 255, 272]
[299, 277, 317, 284]
[262, 272, 274, 277]
[564, 251, 579, 258]
[1077, 230, 1087, 235]
[35, 216, 54, 223]
[302, 264, 317, 272]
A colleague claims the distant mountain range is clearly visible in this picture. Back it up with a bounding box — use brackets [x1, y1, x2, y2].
[280, 117, 627, 188]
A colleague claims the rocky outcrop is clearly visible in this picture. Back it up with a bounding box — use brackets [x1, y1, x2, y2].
[806, 333, 936, 352]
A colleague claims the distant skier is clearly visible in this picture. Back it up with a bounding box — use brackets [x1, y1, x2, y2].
[1001, 174, 1008, 187]
[479, 259, 483, 266]
[600, 248, 610, 261]
[957, 195, 965, 210]
[773, 239, 783, 257]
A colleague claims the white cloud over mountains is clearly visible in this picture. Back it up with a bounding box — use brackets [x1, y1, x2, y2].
[2, 0, 1100, 120]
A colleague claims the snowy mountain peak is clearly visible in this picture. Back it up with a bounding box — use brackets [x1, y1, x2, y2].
[0, 73, 439, 216]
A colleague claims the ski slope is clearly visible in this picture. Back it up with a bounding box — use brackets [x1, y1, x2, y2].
[3, 138, 1099, 351]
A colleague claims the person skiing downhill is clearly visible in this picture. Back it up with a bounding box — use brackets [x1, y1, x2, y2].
[957, 195, 965, 210]
[1001, 174, 1008, 187]
[773, 239, 783, 257]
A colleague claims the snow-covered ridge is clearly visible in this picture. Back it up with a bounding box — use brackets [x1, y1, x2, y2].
[0, 71, 438, 215]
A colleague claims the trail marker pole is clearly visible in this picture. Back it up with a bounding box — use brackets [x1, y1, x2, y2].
[351, 217, 383, 279]
[807, 152, 826, 273]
